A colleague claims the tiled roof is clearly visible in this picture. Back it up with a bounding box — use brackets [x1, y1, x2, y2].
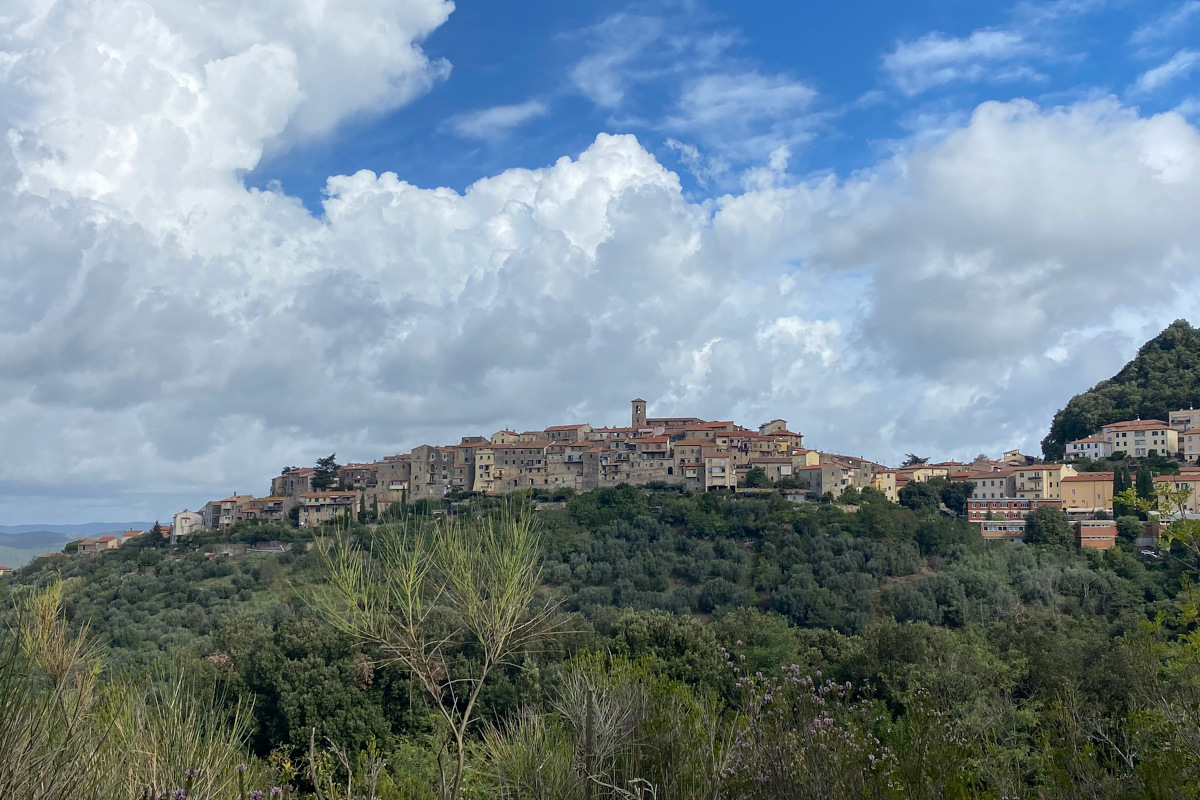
[1062, 473, 1114, 481]
[1103, 419, 1169, 430]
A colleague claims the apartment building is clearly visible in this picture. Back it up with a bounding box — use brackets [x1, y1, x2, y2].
[201, 496, 241, 532]
[337, 463, 379, 491]
[271, 467, 315, 498]
[1061, 472, 1115, 512]
[1101, 420, 1178, 457]
[410, 444, 456, 501]
[235, 496, 290, 524]
[1066, 437, 1114, 459]
[792, 461, 871, 500]
[1154, 474, 1200, 515]
[299, 492, 358, 527]
[1182, 430, 1200, 463]
[871, 470, 898, 502]
[544, 423, 591, 442]
[1170, 408, 1200, 433]
[172, 509, 204, 539]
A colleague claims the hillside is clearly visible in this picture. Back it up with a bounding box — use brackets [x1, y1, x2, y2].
[0, 530, 78, 568]
[1042, 319, 1200, 459]
[2, 486, 1197, 798]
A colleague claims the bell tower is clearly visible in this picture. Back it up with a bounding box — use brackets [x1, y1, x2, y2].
[631, 398, 647, 428]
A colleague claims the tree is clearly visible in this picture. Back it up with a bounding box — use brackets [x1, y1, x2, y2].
[1113, 465, 1136, 517]
[1024, 506, 1074, 547]
[1136, 464, 1155, 502]
[939, 481, 976, 516]
[898, 481, 940, 514]
[1041, 320, 1200, 458]
[312, 453, 340, 491]
[312, 507, 562, 800]
[902, 454, 930, 467]
[1116, 516, 1143, 544]
[743, 467, 768, 488]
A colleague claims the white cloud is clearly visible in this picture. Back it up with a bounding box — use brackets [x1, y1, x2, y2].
[1131, 1, 1200, 45]
[883, 29, 1037, 95]
[674, 72, 817, 129]
[1134, 49, 1200, 93]
[3, 0, 1200, 520]
[449, 101, 548, 140]
[568, 14, 666, 108]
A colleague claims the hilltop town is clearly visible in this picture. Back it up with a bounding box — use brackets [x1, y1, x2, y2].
[120, 400, 1196, 556]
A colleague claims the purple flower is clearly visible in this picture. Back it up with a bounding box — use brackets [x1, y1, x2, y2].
[170, 791, 187, 800]
[250, 792, 264, 800]
[184, 768, 199, 780]
[270, 788, 283, 798]
[236, 763, 248, 774]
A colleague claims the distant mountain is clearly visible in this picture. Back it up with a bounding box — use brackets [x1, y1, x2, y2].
[0, 521, 154, 536]
[0, 531, 75, 569]
[0, 522, 154, 569]
[1042, 320, 1200, 459]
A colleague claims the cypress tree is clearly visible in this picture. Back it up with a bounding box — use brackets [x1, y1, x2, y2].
[1136, 464, 1155, 501]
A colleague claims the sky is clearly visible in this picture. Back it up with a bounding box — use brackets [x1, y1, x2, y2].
[2, 0, 1200, 523]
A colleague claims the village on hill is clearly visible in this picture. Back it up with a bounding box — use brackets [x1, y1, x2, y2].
[17, 401, 1200, 572]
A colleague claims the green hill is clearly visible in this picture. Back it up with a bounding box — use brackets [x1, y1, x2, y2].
[1, 486, 1195, 798]
[0, 530, 77, 568]
[1042, 319, 1200, 459]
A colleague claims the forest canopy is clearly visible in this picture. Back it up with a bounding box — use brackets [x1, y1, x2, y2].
[1042, 319, 1200, 459]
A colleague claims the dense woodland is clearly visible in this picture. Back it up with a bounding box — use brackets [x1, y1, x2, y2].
[5, 484, 1200, 799]
[1043, 319, 1200, 459]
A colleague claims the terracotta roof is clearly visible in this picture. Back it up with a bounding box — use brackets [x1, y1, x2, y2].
[1068, 437, 1108, 444]
[1183, 429, 1200, 435]
[1062, 473, 1114, 481]
[545, 424, 589, 431]
[631, 398, 646, 403]
[1155, 475, 1200, 482]
[301, 491, 357, 499]
[97, 536, 117, 542]
[1103, 419, 1169, 430]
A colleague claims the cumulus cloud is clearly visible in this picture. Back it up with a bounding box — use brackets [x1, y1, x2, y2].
[883, 29, 1039, 95]
[448, 101, 549, 140]
[3, 0, 1200, 521]
[1134, 49, 1200, 93]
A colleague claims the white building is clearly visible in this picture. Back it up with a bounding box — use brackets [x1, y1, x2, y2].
[1066, 437, 1113, 459]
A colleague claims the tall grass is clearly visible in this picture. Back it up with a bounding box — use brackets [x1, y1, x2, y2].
[0, 581, 256, 800]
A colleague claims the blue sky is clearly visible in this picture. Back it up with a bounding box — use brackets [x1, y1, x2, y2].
[251, 0, 1200, 209]
[4, 0, 1200, 523]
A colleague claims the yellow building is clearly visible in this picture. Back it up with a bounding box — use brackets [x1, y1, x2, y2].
[1061, 472, 1114, 512]
[871, 470, 898, 502]
[1154, 475, 1200, 515]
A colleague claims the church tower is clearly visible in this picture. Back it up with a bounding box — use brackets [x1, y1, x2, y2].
[631, 398, 647, 428]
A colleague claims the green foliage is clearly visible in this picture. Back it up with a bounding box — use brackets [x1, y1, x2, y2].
[1043, 319, 1200, 458]
[312, 453, 340, 491]
[742, 466, 768, 488]
[1025, 506, 1075, 548]
[11, 484, 1200, 799]
[899, 480, 940, 514]
[936, 479, 976, 516]
[1137, 463, 1156, 501]
[1116, 515, 1143, 544]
